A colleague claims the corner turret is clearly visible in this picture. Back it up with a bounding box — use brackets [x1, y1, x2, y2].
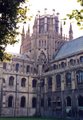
[26, 24, 30, 38]
[60, 22, 63, 37]
[69, 23, 73, 40]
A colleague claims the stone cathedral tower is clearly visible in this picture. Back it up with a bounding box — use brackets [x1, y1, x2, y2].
[20, 9, 73, 66]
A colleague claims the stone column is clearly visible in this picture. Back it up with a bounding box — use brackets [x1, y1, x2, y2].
[72, 71, 76, 90]
[61, 73, 65, 118]
[52, 75, 55, 92]
[37, 17, 39, 33]
[71, 71, 77, 119]
[44, 77, 47, 93]
[61, 73, 65, 91]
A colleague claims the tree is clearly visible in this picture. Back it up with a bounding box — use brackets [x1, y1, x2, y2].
[0, 0, 29, 61]
[66, 0, 83, 29]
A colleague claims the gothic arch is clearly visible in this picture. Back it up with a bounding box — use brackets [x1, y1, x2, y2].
[69, 59, 75, 65]
[56, 74, 61, 88]
[15, 63, 19, 72]
[65, 72, 71, 86]
[32, 97, 37, 108]
[20, 96, 26, 108]
[21, 78, 26, 87]
[8, 95, 14, 107]
[9, 76, 14, 86]
[47, 76, 52, 88]
[38, 51, 47, 64]
[32, 79, 37, 88]
[61, 61, 66, 68]
[76, 70, 83, 84]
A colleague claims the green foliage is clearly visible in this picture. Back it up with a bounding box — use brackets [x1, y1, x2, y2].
[67, 0, 83, 29]
[0, 0, 29, 61]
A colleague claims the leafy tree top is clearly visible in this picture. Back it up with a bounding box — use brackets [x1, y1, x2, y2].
[0, 0, 29, 61]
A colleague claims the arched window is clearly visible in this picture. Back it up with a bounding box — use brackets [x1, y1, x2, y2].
[53, 64, 57, 70]
[80, 56, 83, 63]
[61, 62, 66, 68]
[26, 65, 30, 73]
[70, 59, 75, 65]
[8, 96, 13, 107]
[56, 74, 61, 88]
[78, 95, 83, 106]
[66, 72, 71, 86]
[48, 76, 52, 88]
[32, 79, 37, 88]
[32, 97, 37, 108]
[76, 70, 83, 84]
[21, 78, 26, 87]
[20, 96, 26, 108]
[16, 63, 19, 72]
[48, 97, 51, 107]
[9, 76, 14, 86]
[66, 96, 71, 106]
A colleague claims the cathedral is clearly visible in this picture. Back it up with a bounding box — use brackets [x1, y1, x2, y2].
[0, 10, 83, 119]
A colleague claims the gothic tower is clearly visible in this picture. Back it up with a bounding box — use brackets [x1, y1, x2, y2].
[20, 25, 31, 54]
[20, 9, 69, 66]
[30, 9, 66, 64]
[69, 23, 73, 40]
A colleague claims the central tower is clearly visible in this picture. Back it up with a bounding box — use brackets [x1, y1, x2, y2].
[20, 9, 72, 67]
[31, 10, 66, 63]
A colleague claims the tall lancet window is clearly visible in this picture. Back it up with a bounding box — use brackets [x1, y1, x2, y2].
[8, 96, 13, 107]
[39, 18, 44, 33]
[55, 16, 59, 33]
[20, 96, 26, 108]
[16, 63, 19, 72]
[56, 74, 61, 88]
[47, 17, 50, 31]
[66, 72, 71, 86]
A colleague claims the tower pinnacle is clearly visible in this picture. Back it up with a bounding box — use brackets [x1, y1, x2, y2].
[21, 25, 25, 41]
[69, 23, 73, 40]
[60, 22, 63, 37]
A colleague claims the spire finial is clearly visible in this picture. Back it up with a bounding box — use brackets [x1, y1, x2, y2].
[26, 24, 30, 37]
[60, 22, 63, 37]
[22, 25, 25, 34]
[52, 9, 55, 15]
[28, 24, 30, 34]
[38, 10, 40, 16]
[69, 23, 73, 40]
[44, 8, 47, 15]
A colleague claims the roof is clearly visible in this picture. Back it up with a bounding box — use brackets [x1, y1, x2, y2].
[53, 36, 83, 60]
[12, 53, 30, 60]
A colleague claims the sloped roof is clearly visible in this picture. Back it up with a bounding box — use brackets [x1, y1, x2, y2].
[12, 53, 30, 60]
[54, 36, 83, 60]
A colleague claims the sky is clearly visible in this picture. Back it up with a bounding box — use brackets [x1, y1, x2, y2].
[6, 0, 83, 53]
